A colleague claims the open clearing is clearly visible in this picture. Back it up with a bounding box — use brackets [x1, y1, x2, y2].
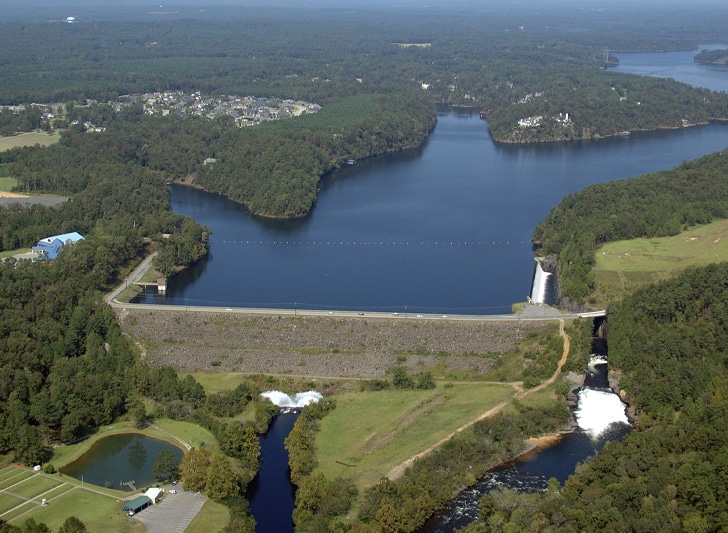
[0, 177, 19, 193]
[594, 219, 728, 303]
[0, 131, 60, 152]
[315, 382, 517, 487]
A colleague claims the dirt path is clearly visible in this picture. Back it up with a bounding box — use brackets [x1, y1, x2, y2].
[386, 319, 570, 481]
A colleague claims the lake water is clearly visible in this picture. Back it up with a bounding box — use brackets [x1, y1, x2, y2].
[61, 434, 184, 490]
[613, 44, 728, 92]
[138, 114, 728, 314]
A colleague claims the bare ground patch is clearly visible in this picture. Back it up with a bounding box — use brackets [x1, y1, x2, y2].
[116, 310, 548, 379]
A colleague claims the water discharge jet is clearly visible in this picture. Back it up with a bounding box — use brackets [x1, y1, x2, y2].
[574, 387, 630, 439]
[529, 259, 552, 304]
[261, 390, 322, 408]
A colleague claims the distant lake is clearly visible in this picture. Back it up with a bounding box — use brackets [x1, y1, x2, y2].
[613, 44, 728, 92]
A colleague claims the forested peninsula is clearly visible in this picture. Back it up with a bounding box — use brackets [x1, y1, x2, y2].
[3, 7, 728, 218]
[694, 48, 728, 65]
[532, 150, 728, 304]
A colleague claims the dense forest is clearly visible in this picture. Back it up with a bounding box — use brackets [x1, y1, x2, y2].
[532, 150, 728, 304]
[1, 93, 436, 218]
[694, 48, 728, 64]
[2, 6, 728, 218]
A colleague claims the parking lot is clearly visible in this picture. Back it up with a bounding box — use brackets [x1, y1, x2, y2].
[134, 485, 207, 533]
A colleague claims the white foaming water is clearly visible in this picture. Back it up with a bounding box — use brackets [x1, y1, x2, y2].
[261, 390, 322, 408]
[574, 388, 629, 439]
[530, 261, 551, 304]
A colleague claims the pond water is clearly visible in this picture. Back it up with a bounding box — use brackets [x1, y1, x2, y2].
[61, 433, 184, 491]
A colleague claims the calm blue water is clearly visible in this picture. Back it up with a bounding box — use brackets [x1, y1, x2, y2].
[247, 412, 298, 533]
[138, 114, 728, 314]
[613, 44, 728, 92]
[61, 434, 183, 490]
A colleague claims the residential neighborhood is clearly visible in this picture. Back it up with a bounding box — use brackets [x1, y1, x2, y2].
[1, 92, 322, 132]
[112, 91, 322, 127]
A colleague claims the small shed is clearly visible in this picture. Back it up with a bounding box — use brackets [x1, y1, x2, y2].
[122, 495, 152, 515]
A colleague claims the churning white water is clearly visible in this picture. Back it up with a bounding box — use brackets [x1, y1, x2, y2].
[261, 390, 322, 408]
[530, 261, 551, 304]
[574, 388, 629, 439]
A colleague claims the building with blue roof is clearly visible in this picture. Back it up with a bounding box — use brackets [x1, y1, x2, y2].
[32, 232, 84, 260]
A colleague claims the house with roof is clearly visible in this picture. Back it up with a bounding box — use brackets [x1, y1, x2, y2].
[31, 232, 84, 260]
[122, 495, 152, 516]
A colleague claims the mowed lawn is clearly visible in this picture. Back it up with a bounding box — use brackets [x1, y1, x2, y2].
[594, 219, 728, 304]
[0, 131, 60, 152]
[0, 465, 141, 532]
[315, 382, 515, 488]
[0, 177, 19, 192]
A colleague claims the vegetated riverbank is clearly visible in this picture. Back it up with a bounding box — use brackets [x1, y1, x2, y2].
[116, 309, 551, 378]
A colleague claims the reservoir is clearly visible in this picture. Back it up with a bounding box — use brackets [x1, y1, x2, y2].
[613, 43, 728, 92]
[139, 115, 728, 313]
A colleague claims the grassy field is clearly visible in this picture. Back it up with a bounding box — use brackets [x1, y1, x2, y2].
[0, 465, 142, 532]
[185, 499, 231, 533]
[0, 131, 60, 152]
[0, 177, 19, 192]
[315, 382, 516, 488]
[153, 418, 218, 451]
[593, 219, 728, 304]
[0, 249, 31, 259]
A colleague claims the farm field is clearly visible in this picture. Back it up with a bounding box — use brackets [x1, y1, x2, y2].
[594, 219, 728, 304]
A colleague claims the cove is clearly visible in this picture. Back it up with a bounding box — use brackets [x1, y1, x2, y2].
[60, 434, 184, 491]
